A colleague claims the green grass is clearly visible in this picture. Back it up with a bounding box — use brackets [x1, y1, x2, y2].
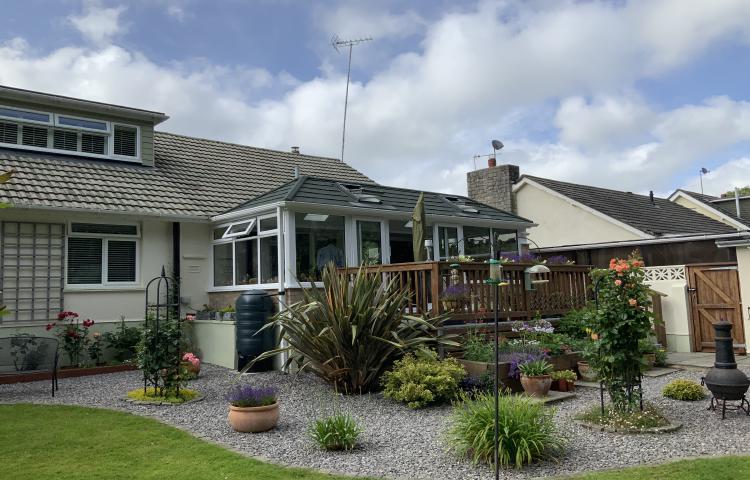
[0, 404, 369, 480]
[568, 456, 750, 479]
[126, 386, 199, 404]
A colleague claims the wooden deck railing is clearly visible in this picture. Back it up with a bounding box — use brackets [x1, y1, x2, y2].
[340, 261, 591, 321]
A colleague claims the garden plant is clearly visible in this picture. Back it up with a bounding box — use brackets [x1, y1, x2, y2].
[382, 351, 465, 408]
[662, 379, 705, 401]
[310, 413, 363, 451]
[46, 311, 95, 367]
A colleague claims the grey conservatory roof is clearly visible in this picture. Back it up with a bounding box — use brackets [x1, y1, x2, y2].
[220, 175, 534, 226]
[0, 132, 373, 219]
[521, 175, 737, 237]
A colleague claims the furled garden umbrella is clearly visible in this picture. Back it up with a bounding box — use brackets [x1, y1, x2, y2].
[412, 192, 427, 262]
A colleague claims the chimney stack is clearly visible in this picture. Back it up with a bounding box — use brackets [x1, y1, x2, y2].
[291, 146, 300, 154]
[467, 163, 520, 213]
[488, 156, 497, 168]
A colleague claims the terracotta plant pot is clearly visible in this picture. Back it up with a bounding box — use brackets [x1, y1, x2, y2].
[643, 353, 656, 369]
[228, 402, 279, 433]
[520, 374, 552, 397]
[577, 361, 599, 382]
[565, 379, 576, 392]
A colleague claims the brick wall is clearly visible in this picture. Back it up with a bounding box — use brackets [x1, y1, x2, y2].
[466, 164, 519, 213]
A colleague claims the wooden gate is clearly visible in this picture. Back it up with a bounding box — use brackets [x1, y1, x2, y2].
[686, 263, 745, 353]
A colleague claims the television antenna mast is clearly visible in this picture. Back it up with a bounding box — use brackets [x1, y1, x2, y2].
[331, 34, 372, 162]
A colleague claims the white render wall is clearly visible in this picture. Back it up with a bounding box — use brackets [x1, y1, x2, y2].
[644, 265, 692, 353]
[735, 248, 750, 349]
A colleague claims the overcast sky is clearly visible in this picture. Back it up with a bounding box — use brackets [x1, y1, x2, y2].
[2, 0, 750, 197]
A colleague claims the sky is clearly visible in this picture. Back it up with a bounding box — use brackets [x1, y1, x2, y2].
[2, 0, 750, 198]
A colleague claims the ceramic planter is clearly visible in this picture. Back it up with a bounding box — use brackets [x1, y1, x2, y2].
[228, 402, 279, 433]
[520, 374, 552, 397]
[552, 379, 576, 392]
[577, 361, 598, 382]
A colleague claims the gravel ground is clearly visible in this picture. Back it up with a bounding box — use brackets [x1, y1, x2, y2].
[2, 364, 750, 480]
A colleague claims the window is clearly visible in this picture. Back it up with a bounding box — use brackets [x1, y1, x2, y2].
[357, 220, 382, 265]
[388, 219, 413, 264]
[494, 229, 518, 257]
[295, 213, 345, 282]
[67, 222, 139, 286]
[464, 226, 492, 259]
[437, 226, 459, 260]
[211, 214, 279, 287]
[0, 104, 140, 161]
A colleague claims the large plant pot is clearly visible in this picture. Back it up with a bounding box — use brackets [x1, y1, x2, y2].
[228, 402, 279, 433]
[643, 353, 656, 370]
[457, 359, 522, 392]
[520, 374, 552, 397]
[577, 361, 598, 382]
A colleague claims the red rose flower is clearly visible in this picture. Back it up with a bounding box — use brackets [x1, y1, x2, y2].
[45, 323, 55, 331]
[82, 319, 94, 328]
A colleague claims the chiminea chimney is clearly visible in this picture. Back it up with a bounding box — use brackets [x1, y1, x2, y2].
[291, 146, 300, 154]
[467, 163, 520, 213]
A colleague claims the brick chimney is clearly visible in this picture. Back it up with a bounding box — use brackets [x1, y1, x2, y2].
[467, 162, 519, 213]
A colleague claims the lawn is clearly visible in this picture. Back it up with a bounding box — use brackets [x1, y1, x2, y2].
[1, 403, 749, 480]
[0, 404, 368, 480]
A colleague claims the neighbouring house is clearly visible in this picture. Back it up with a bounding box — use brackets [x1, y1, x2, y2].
[0, 85, 535, 368]
[467, 160, 750, 354]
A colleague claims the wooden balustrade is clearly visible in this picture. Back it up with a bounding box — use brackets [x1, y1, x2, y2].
[339, 261, 591, 322]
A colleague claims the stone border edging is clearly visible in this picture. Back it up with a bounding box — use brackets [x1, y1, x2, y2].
[575, 419, 682, 434]
[122, 391, 205, 406]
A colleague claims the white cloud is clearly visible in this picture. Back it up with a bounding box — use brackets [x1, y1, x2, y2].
[681, 158, 750, 196]
[318, 4, 427, 41]
[3, 0, 750, 197]
[68, 3, 127, 45]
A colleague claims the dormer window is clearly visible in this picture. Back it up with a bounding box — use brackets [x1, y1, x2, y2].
[0, 104, 139, 162]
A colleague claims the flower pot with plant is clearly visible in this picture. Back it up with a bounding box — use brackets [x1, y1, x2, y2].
[225, 385, 279, 433]
[577, 361, 598, 382]
[550, 369, 577, 392]
[441, 284, 470, 312]
[519, 359, 553, 397]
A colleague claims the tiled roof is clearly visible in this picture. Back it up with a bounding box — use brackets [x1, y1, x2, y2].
[522, 176, 737, 236]
[672, 189, 750, 228]
[0, 131, 373, 219]
[223, 176, 533, 225]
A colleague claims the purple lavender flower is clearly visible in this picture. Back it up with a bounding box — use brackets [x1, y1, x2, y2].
[545, 255, 574, 265]
[442, 284, 470, 301]
[506, 352, 549, 379]
[225, 384, 278, 407]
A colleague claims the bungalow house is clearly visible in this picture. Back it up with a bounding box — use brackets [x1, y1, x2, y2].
[0, 85, 534, 368]
[467, 161, 750, 354]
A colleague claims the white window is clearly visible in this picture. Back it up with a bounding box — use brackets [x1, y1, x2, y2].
[0, 104, 140, 161]
[212, 214, 279, 287]
[67, 222, 139, 286]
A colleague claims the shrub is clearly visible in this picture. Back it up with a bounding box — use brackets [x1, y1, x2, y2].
[459, 373, 493, 397]
[382, 352, 466, 408]
[126, 387, 198, 404]
[47, 311, 94, 367]
[518, 359, 552, 377]
[447, 391, 564, 468]
[310, 413, 362, 451]
[225, 385, 277, 407]
[577, 403, 670, 430]
[463, 332, 493, 362]
[252, 263, 457, 394]
[556, 306, 594, 340]
[137, 310, 183, 396]
[654, 347, 668, 367]
[103, 316, 142, 362]
[550, 370, 577, 382]
[662, 379, 705, 401]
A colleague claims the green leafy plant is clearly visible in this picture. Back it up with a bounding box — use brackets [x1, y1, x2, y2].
[310, 413, 363, 451]
[463, 331, 493, 362]
[137, 310, 184, 396]
[250, 263, 457, 394]
[47, 311, 94, 367]
[87, 332, 104, 365]
[654, 347, 668, 367]
[550, 370, 577, 382]
[518, 359, 552, 377]
[447, 391, 564, 468]
[556, 306, 594, 340]
[577, 403, 669, 430]
[382, 351, 466, 408]
[126, 387, 199, 404]
[662, 379, 705, 401]
[586, 253, 654, 412]
[103, 316, 143, 362]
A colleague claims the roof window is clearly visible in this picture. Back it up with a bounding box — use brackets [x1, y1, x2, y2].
[340, 183, 382, 204]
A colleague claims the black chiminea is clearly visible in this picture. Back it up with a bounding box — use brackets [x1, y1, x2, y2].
[701, 320, 750, 419]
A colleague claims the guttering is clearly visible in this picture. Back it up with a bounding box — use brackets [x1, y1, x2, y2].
[4, 202, 210, 223]
[536, 231, 750, 252]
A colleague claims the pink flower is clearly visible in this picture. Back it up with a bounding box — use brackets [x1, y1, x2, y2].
[614, 279, 622, 286]
[185, 314, 195, 321]
[82, 319, 94, 328]
[628, 298, 637, 306]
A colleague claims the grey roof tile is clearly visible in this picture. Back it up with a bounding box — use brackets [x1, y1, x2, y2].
[522, 175, 737, 236]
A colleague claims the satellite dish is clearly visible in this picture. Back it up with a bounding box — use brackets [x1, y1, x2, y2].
[491, 139, 504, 151]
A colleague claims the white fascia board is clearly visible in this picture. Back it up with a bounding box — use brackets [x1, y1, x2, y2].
[668, 191, 748, 231]
[210, 202, 284, 223]
[536, 231, 750, 252]
[282, 200, 536, 229]
[513, 177, 652, 240]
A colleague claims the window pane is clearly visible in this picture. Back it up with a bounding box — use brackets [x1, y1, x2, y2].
[438, 226, 458, 260]
[68, 237, 102, 284]
[295, 213, 345, 282]
[260, 216, 277, 231]
[260, 236, 279, 283]
[21, 125, 48, 148]
[113, 125, 137, 156]
[235, 239, 258, 285]
[225, 220, 255, 237]
[388, 219, 413, 264]
[494, 229, 518, 257]
[58, 116, 108, 131]
[0, 107, 50, 123]
[53, 129, 77, 151]
[81, 133, 107, 155]
[71, 223, 138, 236]
[0, 121, 19, 144]
[464, 226, 491, 259]
[213, 226, 228, 240]
[357, 220, 382, 265]
[107, 240, 136, 282]
[213, 243, 233, 287]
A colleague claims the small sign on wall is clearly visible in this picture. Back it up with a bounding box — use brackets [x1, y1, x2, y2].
[188, 265, 201, 273]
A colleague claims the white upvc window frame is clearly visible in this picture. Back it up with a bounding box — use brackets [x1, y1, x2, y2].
[209, 213, 280, 291]
[0, 104, 53, 126]
[54, 113, 111, 133]
[351, 216, 388, 266]
[111, 123, 141, 161]
[65, 221, 141, 289]
[221, 219, 257, 239]
[434, 224, 461, 260]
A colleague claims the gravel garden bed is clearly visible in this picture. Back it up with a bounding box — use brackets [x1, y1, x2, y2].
[2, 364, 750, 479]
